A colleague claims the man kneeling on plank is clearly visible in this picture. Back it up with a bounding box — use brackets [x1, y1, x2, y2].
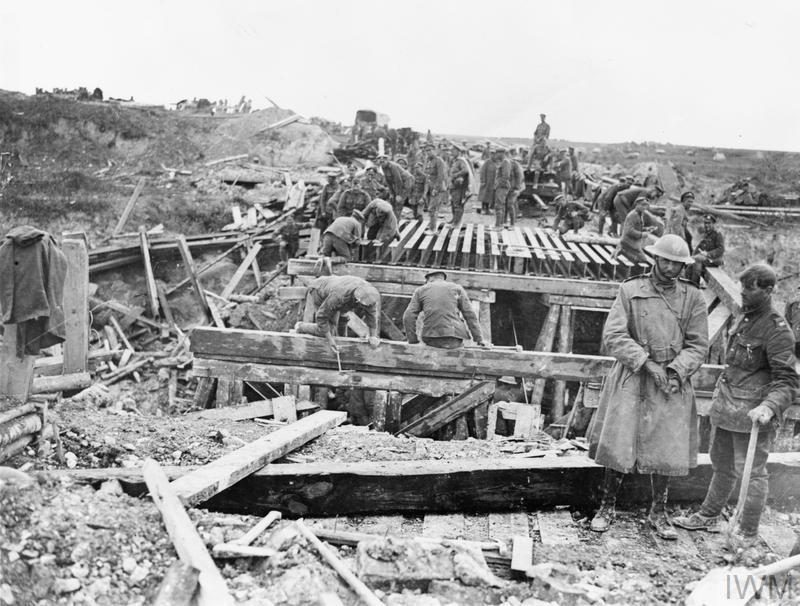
[313, 212, 365, 275]
[295, 275, 381, 352]
[588, 234, 709, 540]
[402, 270, 489, 349]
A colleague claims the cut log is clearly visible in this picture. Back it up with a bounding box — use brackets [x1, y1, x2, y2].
[0, 413, 42, 447]
[395, 381, 495, 437]
[0, 403, 36, 426]
[142, 459, 234, 606]
[169, 410, 346, 506]
[152, 561, 199, 606]
[31, 372, 92, 394]
[510, 536, 534, 578]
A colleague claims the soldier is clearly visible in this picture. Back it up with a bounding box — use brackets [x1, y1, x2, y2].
[675, 264, 798, 542]
[402, 270, 488, 349]
[360, 162, 388, 200]
[361, 198, 399, 246]
[423, 144, 448, 233]
[277, 211, 311, 263]
[613, 184, 664, 223]
[477, 149, 498, 215]
[506, 152, 525, 226]
[596, 176, 633, 236]
[614, 197, 663, 263]
[315, 171, 341, 232]
[409, 161, 427, 220]
[333, 175, 371, 218]
[377, 153, 414, 218]
[552, 195, 591, 235]
[319, 212, 364, 264]
[448, 147, 471, 227]
[684, 214, 724, 286]
[555, 149, 573, 196]
[295, 275, 380, 352]
[534, 113, 550, 145]
[784, 285, 800, 356]
[493, 148, 512, 228]
[589, 234, 709, 539]
[666, 191, 694, 248]
[643, 166, 660, 188]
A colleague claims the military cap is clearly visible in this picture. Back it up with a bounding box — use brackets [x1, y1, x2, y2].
[424, 269, 447, 280]
[703, 214, 717, 223]
[680, 191, 695, 202]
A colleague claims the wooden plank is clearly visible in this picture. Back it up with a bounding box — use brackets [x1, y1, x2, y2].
[0, 327, 35, 401]
[156, 281, 177, 331]
[395, 381, 495, 437]
[475, 224, 486, 270]
[460, 223, 474, 270]
[521, 228, 546, 261]
[61, 237, 89, 373]
[531, 304, 561, 406]
[287, 259, 622, 298]
[142, 459, 234, 606]
[511, 536, 534, 577]
[488, 512, 530, 549]
[139, 228, 161, 319]
[57, 452, 800, 516]
[402, 222, 429, 264]
[279, 283, 495, 303]
[421, 514, 466, 540]
[193, 377, 216, 409]
[488, 229, 501, 272]
[112, 177, 145, 236]
[544, 294, 612, 310]
[187, 398, 317, 421]
[189, 330, 725, 392]
[417, 224, 441, 266]
[432, 224, 451, 266]
[388, 220, 419, 262]
[707, 303, 732, 344]
[220, 243, 262, 300]
[176, 236, 213, 322]
[192, 358, 472, 397]
[536, 510, 580, 546]
[705, 267, 742, 314]
[512, 403, 542, 439]
[169, 410, 346, 506]
[446, 225, 462, 268]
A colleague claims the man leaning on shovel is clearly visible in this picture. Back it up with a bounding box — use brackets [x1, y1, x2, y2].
[675, 263, 798, 544]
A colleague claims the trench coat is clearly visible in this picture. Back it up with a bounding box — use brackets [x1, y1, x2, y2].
[588, 275, 709, 476]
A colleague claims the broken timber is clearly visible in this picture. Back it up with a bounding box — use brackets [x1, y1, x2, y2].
[65, 452, 800, 516]
[169, 410, 346, 506]
[395, 381, 495, 437]
[189, 328, 724, 392]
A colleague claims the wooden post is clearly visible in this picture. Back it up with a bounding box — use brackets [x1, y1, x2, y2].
[139, 227, 161, 319]
[530, 304, 561, 407]
[0, 327, 35, 401]
[551, 305, 573, 418]
[478, 300, 492, 345]
[112, 177, 145, 236]
[61, 236, 89, 374]
[176, 236, 213, 323]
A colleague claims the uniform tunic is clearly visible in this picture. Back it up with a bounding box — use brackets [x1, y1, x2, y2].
[402, 281, 483, 344]
[305, 276, 379, 338]
[588, 275, 709, 475]
[618, 209, 663, 262]
[362, 198, 399, 245]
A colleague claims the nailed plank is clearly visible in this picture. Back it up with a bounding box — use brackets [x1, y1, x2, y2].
[112, 177, 145, 236]
[460, 223, 474, 270]
[402, 222, 429, 263]
[220, 243, 262, 300]
[61, 237, 89, 373]
[422, 514, 466, 540]
[543, 294, 613, 309]
[142, 459, 234, 606]
[394, 381, 495, 436]
[552, 305, 574, 418]
[705, 267, 741, 315]
[511, 536, 534, 576]
[530, 304, 561, 405]
[707, 302, 731, 344]
[488, 512, 530, 550]
[192, 358, 471, 397]
[536, 510, 580, 546]
[388, 220, 420, 262]
[139, 228, 161, 319]
[169, 410, 346, 506]
[287, 259, 621, 299]
[475, 223, 486, 269]
[189, 329, 725, 391]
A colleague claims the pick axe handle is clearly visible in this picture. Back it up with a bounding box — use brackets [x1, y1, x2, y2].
[731, 421, 760, 529]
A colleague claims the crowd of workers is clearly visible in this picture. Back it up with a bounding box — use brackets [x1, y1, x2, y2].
[278, 116, 799, 551]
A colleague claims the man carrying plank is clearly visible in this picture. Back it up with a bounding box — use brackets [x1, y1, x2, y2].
[295, 275, 381, 352]
[403, 270, 488, 349]
[588, 234, 709, 540]
[675, 263, 798, 543]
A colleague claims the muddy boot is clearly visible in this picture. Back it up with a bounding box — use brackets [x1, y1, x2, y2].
[590, 469, 624, 533]
[648, 474, 677, 540]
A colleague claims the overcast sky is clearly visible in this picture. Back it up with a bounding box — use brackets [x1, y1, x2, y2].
[2, 0, 798, 151]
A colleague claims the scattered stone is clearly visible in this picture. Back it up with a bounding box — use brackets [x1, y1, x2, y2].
[129, 565, 149, 584]
[70, 562, 90, 579]
[98, 479, 124, 496]
[53, 578, 81, 594]
[121, 557, 137, 573]
[64, 452, 78, 468]
[0, 467, 33, 487]
[0, 584, 13, 605]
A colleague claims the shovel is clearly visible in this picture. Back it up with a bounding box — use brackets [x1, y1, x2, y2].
[686, 552, 800, 605]
[726, 420, 760, 536]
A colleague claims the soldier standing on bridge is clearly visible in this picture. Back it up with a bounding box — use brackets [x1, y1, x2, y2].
[448, 146, 471, 227]
[589, 234, 709, 540]
[423, 144, 448, 233]
[377, 153, 414, 219]
[493, 148, 512, 228]
[477, 148, 498, 215]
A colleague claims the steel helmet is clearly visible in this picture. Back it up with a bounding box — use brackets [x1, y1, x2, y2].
[645, 234, 694, 264]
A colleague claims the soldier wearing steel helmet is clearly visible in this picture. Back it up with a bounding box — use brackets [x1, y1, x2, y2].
[588, 234, 709, 540]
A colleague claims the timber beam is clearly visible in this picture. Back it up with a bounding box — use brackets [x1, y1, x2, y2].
[56, 452, 800, 516]
[705, 267, 741, 315]
[279, 283, 496, 304]
[287, 259, 620, 298]
[189, 327, 724, 391]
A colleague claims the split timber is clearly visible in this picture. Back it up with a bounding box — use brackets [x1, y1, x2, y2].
[57, 452, 800, 516]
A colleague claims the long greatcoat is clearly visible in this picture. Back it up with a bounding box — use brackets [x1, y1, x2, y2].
[588, 275, 709, 476]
